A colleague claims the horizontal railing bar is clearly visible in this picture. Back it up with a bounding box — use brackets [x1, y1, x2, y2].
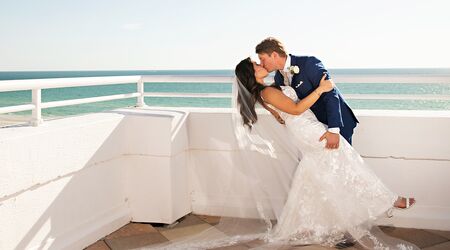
[42, 93, 141, 108]
[345, 94, 450, 101]
[141, 75, 450, 84]
[0, 104, 35, 114]
[0, 75, 142, 92]
[141, 75, 234, 83]
[143, 92, 450, 101]
[332, 75, 450, 84]
[143, 92, 231, 98]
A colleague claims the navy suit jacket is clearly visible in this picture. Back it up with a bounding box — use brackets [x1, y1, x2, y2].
[275, 55, 358, 140]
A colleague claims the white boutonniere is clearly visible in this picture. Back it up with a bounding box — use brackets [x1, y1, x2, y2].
[288, 65, 300, 74]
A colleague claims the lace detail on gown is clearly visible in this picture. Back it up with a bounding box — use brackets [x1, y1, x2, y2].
[265, 86, 400, 247]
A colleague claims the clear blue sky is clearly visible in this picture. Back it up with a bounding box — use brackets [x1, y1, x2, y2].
[1, 0, 449, 70]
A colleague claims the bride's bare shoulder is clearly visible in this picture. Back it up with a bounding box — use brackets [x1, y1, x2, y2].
[261, 86, 282, 99]
[261, 86, 285, 103]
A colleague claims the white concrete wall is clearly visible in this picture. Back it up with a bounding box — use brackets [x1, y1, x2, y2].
[123, 109, 191, 223]
[0, 109, 190, 250]
[1, 107, 449, 249]
[186, 109, 450, 231]
[353, 110, 450, 230]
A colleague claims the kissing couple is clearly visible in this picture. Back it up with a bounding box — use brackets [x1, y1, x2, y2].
[147, 37, 418, 250]
[231, 37, 417, 249]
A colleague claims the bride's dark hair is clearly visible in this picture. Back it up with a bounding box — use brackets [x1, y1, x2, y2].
[235, 57, 280, 128]
[235, 58, 264, 128]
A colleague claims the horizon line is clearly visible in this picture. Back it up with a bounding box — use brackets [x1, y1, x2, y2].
[1, 67, 450, 72]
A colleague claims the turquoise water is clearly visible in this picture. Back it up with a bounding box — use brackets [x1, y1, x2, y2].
[0, 69, 449, 118]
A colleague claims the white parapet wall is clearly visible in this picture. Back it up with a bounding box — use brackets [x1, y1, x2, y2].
[0, 108, 191, 250]
[0, 107, 449, 249]
[354, 110, 450, 230]
[186, 108, 450, 231]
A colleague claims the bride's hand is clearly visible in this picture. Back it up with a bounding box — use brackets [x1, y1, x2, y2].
[318, 73, 335, 93]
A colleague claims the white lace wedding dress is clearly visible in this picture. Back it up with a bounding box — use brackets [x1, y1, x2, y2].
[264, 86, 406, 248]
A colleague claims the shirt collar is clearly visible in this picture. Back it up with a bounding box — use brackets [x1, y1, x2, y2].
[281, 54, 291, 73]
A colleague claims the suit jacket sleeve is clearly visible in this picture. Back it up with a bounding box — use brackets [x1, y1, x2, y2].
[306, 57, 344, 128]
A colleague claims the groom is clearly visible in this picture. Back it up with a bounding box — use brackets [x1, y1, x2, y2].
[256, 37, 358, 148]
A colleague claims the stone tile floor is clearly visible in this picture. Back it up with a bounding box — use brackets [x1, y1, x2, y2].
[85, 213, 450, 250]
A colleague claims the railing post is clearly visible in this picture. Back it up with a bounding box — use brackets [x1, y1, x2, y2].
[136, 77, 146, 107]
[31, 89, 43, 126]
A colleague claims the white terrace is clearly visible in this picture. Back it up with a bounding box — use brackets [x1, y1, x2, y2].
[0, 75, 449, 249]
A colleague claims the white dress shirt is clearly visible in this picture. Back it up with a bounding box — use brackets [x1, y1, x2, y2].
[279, 55, 292, 86]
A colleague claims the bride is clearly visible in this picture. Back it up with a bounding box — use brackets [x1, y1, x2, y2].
[233, 57, 416, 249]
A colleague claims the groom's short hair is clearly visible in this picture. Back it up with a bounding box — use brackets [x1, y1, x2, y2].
[255, 37, 287, 57]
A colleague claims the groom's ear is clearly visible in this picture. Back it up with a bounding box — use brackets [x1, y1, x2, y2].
[271, 51, 279, 59]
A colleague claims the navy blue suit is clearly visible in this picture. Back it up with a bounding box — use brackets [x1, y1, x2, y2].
[275, 55, 358, 144]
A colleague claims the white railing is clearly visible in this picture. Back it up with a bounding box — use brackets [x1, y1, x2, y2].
[0, 75, 143, 126]
[0, 75, 449, 126]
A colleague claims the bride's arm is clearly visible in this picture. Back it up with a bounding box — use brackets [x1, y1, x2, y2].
[261, 74, 333, 115]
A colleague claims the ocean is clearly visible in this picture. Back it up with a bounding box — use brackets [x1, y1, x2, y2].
[0, 69, 449, 119]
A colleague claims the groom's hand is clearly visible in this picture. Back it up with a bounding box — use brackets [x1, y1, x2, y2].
[319, 131, 340, 149]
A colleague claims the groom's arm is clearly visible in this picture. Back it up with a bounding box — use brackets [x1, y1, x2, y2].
[306, 57, 343, 149]
[306, 57, 344, 129]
